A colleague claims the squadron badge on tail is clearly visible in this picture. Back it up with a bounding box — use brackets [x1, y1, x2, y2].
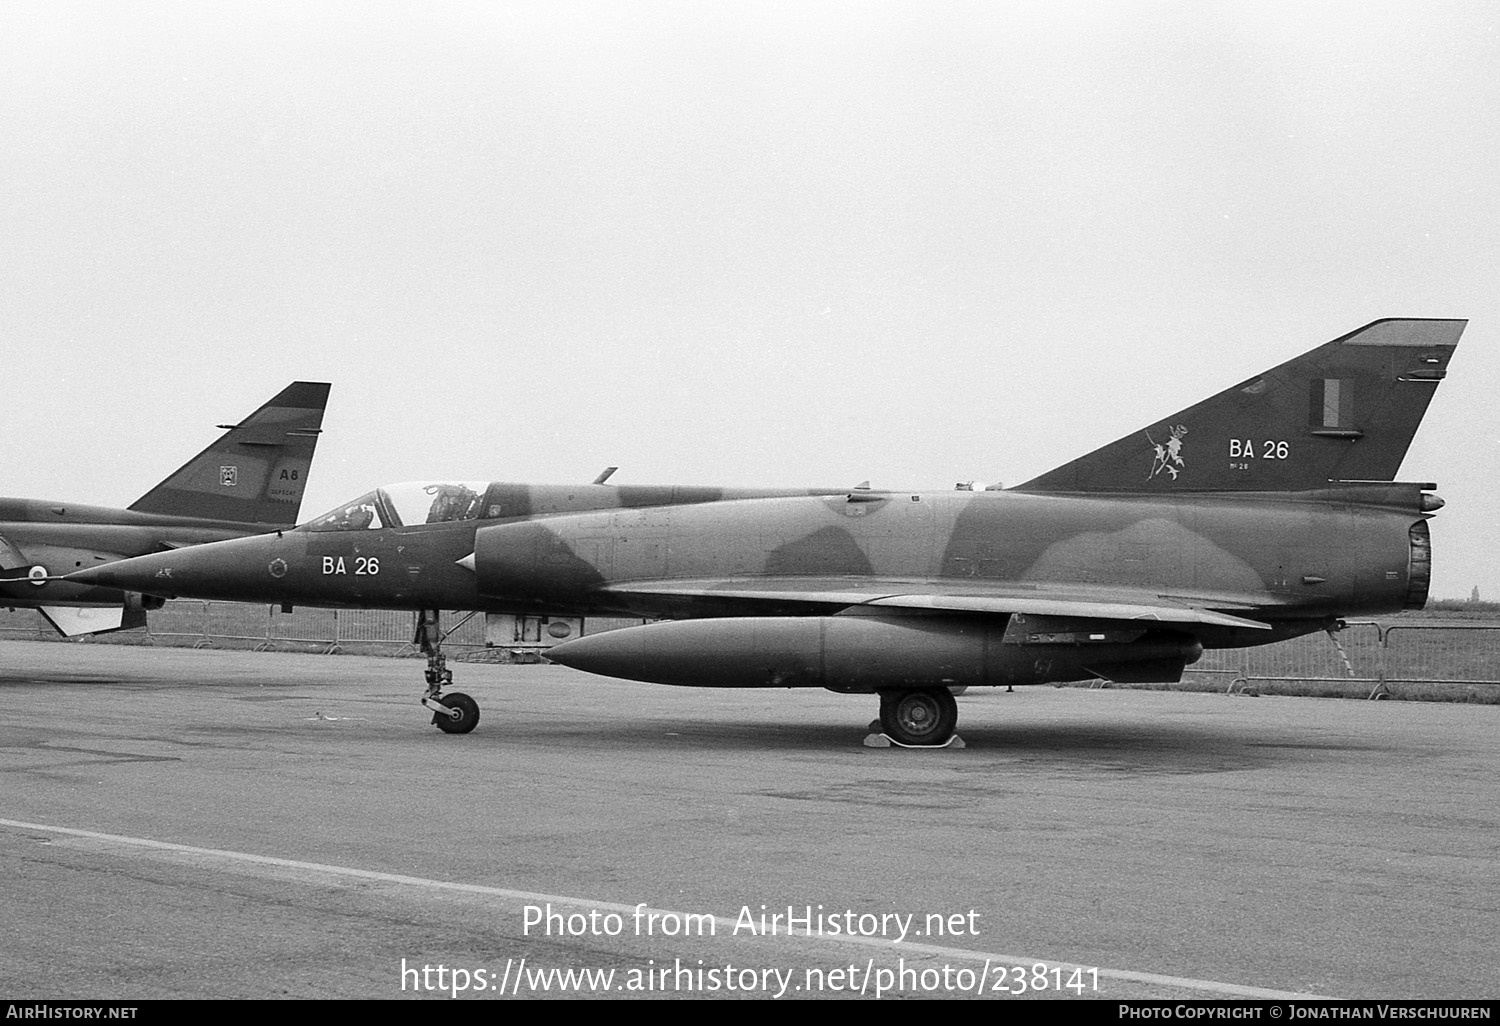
[1146, 424, 1188, 481]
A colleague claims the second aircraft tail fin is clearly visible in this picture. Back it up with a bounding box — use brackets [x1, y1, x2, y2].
[1013, 318, 1464, 494]
[129, 381, 331, 525]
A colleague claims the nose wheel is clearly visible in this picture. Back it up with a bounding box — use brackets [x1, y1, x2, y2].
[414, 609, 482, 734]
[431, 691, 480, 733]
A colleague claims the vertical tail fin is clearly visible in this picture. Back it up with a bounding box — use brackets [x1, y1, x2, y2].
[1013, 318, 1464, 494]
[128, 381, 331, 525]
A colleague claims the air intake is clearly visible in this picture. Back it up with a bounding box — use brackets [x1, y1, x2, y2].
[1405, 520, 1432, 610]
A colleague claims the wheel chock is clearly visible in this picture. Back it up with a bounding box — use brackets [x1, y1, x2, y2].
[862, 732, 965, 750]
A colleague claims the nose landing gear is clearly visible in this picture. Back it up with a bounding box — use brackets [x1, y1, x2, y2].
[414, 609, 481, 734]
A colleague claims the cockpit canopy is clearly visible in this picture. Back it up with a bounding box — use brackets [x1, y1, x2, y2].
[302, 482, 493, 532]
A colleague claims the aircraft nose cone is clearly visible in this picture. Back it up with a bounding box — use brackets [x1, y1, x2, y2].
[64, 533, 292, 602]
[65, 554, 177, 593]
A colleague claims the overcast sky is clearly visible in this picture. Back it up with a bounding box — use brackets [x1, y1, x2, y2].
[2, 1, 1496, 598]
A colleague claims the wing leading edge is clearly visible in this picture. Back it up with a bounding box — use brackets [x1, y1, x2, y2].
[593, 577, 1273, 631]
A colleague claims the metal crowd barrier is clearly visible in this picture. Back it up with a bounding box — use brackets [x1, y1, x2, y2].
[1186, 620, 1500, 699]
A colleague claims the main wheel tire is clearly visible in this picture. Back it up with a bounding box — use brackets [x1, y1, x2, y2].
[432, 692, 480, 734]
[879, 688, 958, 746]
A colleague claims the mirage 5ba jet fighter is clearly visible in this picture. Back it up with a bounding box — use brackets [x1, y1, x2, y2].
[68, 319, 1461, 745]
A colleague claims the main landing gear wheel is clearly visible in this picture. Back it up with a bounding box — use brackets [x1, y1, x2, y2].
[878, 688, 959, 747]
[432, 692, 480, 734]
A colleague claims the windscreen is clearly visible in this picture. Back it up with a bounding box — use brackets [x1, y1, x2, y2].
[303, 491, 391, 532]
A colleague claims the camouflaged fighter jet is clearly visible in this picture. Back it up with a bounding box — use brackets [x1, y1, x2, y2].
[2, 382, 329, 635]
[67, 319, 1462, 745]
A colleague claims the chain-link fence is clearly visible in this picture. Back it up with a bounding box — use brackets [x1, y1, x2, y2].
[2, 603, 1497, 696]
[0, 601, 502, 660]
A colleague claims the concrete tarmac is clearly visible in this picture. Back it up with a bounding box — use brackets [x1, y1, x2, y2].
[0, 641, 1495, 1000]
